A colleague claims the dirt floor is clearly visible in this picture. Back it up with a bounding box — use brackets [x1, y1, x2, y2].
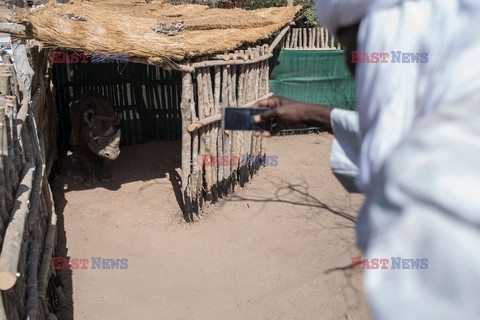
[53, 133, 370, 320]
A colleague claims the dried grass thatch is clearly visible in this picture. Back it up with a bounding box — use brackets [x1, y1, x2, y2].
[10, 0, 300, 63]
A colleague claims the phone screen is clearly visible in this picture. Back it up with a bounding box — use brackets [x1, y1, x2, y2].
[222, 107, 273, 131]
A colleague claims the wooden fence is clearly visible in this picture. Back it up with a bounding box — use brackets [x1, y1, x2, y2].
[0, 41, 58, 319]
[181, 45, 271, 220]
[282, 27, 342, 50]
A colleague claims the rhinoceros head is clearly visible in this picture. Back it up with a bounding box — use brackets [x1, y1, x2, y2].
[83, 109, 122, 160]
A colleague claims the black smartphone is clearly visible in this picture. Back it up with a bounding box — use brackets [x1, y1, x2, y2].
[222, 107, 274, 131]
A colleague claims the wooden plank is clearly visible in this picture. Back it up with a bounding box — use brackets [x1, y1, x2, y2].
[268, 26, 290, 54]
[190, 54, 272, 68]
[180, 72, 193, 220]
[37, 212, 56, 300]
[25, 240, 39, 320]
[0, 164, 34, 290]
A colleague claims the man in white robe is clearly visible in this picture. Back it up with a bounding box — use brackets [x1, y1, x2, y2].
[254, 0, 480, 318]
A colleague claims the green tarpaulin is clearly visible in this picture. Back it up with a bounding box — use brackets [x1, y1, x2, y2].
[269, 50, 356, 110]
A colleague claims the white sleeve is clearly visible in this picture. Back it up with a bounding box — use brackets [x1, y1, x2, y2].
[329, 109, 361, 193]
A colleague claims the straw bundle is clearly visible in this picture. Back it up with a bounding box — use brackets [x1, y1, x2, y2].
[10, 0, 300, 63]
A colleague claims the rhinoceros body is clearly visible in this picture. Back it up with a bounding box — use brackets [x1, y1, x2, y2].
[69, 90, 122, 186]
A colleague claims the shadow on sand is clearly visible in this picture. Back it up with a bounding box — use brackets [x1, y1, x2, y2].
[51, 140, 182, 319]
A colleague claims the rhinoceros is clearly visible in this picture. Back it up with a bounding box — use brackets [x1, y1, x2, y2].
[69, 90, 122, 186]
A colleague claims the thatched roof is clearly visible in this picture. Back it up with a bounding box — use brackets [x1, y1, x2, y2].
[10, 0, 300, 63]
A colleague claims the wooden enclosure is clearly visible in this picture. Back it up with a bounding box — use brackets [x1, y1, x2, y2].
[49, 42, 275, 222]
[0, 0, 296, 314]
[0, 39, 274, 318]
[181, 45, 272, 220]
[0, 42, 58, 319]
[282, 27, 342, 50]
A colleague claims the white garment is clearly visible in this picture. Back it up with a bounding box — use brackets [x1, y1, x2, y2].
[316, 0, 480, 318]
[363, 94, 480, 319]
[315, 0, 480, 193]
[330, 109, 359, 193]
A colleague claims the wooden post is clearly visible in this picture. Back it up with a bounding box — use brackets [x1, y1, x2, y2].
[292, 28, 298, 49]
[298, 28, 303, 49]
[285, 29, 291, 49]
[0, 106, 8, 229]
[25, 240, 39, 320]
[197, 67, 208, 210]
[211, 66, 221, 201]
[180, 72, 193, 220]
[320, 27, 325, 48]
[221, 66, 231, 194]
[250, 49, 260, 176]
[244, 50, 253, 179]
[191, 70, 201, 213]
[302, 28, 307, 49]
[38, 214, 56, 306]
[229, 63, 238, 190]
[268, 26, 290, 54]
[0, 164, 34, 290]
[203, 67, 214, 201]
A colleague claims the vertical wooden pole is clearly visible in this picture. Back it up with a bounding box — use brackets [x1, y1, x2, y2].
[191, 69, 201, 213]
[244, 49, 253, 178]
[211, 66, 221, 201]
[236, 52, 247, 185]
[180, 72, 193, 220]
[285, 28, 291, 49]
[292, 29, 298, 49]
[252, 48, 261, 175]
[203, 67, 213, 202]
[320, 26, 325, 48]
[221, 66, 231, 194]
[197, 67, 208, 210]
[0, 105, 8, 229]
[229, 64, 238, 191]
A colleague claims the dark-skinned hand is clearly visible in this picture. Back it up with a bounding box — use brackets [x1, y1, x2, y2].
[252, 96, 333, 137]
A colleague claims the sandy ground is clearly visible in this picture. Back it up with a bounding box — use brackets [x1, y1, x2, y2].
[53, 133, 370, 320]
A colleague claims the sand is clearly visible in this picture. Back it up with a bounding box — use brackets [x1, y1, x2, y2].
[53, 133, 370, 320]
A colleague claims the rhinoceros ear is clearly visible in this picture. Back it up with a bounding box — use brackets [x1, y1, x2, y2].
[83, 109, 94, 124]
[113, 112, 123, 126]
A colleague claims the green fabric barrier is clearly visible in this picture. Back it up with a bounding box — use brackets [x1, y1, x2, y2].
[269, 50, 356, 110]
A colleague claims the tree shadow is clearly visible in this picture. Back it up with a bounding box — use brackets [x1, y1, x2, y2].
[230, 176, 365, 317]
[231, 177, 357, 224]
